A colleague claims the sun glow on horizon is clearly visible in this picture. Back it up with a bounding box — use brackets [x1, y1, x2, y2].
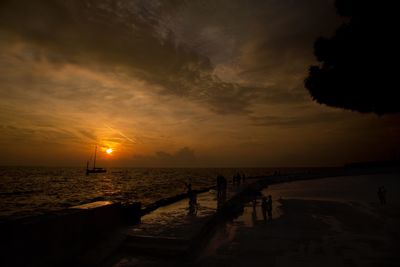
[106, 148, 113, 154]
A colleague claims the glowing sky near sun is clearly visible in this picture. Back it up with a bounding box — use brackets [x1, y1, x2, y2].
[0, 0, 399, 167]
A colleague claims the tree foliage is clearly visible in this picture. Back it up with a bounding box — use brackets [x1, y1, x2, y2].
[305, 0, 398, 114]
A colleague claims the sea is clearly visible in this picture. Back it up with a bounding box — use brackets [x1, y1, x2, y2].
[0, 167, 325, 221]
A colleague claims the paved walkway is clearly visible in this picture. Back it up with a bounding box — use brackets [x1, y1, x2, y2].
[198, 174, 400, 267]
[127, 184, 245, 238]
[103, 182, 251, 266]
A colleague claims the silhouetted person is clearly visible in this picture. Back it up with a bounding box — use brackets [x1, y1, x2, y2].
[217, 176, 227, 210]
[252, 204, 257, 225]
[185, 179, 193, 197]
[382, 186, 387, 204]
[189, 191, 198, 215]
[221, 176, 227, 198]
[267, 195, 272, 220]
[185, 179, 195, 212]
[377, 186, 387, 205]
[252, 192, 257, 210]
[233, 173, 240, 186]
[217, 174, 227, 198]
[217, 181, 227, 209]
[236, 172, 241, 185]
[242, 173, 246, 184]
[217, 175, 223, 197]
[261, 196, 268, 222]
[217, 189, 226, 210]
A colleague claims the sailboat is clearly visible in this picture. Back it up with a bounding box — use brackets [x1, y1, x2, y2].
[86, 145, 107, 175]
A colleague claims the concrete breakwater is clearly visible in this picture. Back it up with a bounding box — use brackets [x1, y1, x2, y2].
[0, 201, 141, 267]
[0, 186, 215, 267]
[111, 172, 340, 264]
[141, 186, 216, 215]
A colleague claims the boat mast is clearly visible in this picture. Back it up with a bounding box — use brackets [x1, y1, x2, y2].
[93, 145, 97, 169]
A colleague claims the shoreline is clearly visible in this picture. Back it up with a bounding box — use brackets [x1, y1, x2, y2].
[1, 165, 397, 223]
[1, 166, 397, 226]
[139, 164, 398, 204]
[198, 173, 400, 266]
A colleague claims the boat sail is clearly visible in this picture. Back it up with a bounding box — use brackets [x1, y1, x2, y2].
[86, 145, 107, 175]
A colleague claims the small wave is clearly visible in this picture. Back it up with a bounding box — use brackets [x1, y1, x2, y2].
[0, 167, 306, 219]
[0, 190, 43, 196]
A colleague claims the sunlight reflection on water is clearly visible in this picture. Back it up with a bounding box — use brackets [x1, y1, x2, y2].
[0, 166, 293, 219]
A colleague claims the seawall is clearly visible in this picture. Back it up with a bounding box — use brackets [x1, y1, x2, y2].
[0, 201, 141, 267]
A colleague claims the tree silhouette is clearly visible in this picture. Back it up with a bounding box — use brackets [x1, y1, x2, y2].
[305, 0, 398, 114]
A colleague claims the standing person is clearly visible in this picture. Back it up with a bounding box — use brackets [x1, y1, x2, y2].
[252, 196, 257, 209]
[252, 201, 258, 226]
[217, 175, 227, 210]
[189, 191, 198, 215]
[267, 195, 273, 220]
[242, 173, 246, 184]
[217, 175, 222, 197]
[381, 186, 387, 204]
[377, 186, 387, 205]
[252, 192, 257, 210]
[377, 186, 383, 205]
[185, 179, 192, 197]
[261, 196, 268, 222]
[221, 176, 227, 199]
[185, 179, 194, 207]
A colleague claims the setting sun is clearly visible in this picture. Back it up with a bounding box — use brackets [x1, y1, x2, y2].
[106, 148, 113, 154]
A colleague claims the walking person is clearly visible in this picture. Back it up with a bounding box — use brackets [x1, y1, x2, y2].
[185, 178, 195, 213]
[377, 186, 387, 205]
[236, 172, 241, 185]
[217, 175, 222, 197]
[185, 178, 193, 198]
[381, 186, 387, 204]
[217, 175, 227, 210]
[189, 191, 198, 215]
[221, 176, 227, 200]
[267, 195, 273, 220]
[261, 196, 268, 222]
[252, 191, 257, 210]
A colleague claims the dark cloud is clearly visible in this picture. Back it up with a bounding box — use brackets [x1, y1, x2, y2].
[250, 111, 346, 127]
[0, 123, 78, 146]
[233, 0, 340, 78]
[0, 0, 340, 115]
[1, 3, 194, 82]
[132, 147, 197, 167]
[3, 0, 397, 167]
[0, 0, 246, 114]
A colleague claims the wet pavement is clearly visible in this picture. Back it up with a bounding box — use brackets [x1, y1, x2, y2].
[127, 191, 218, 239]
[198, 174, 400, 267]
[102, 173, 400, 266]
[105, 182, 253, 266]
[126, 184, 246, 239]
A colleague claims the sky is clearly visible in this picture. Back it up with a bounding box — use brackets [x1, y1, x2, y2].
[0, 0, 399, 167]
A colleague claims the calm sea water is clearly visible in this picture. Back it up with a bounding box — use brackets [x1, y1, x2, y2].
[0, 167, 320, 220]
